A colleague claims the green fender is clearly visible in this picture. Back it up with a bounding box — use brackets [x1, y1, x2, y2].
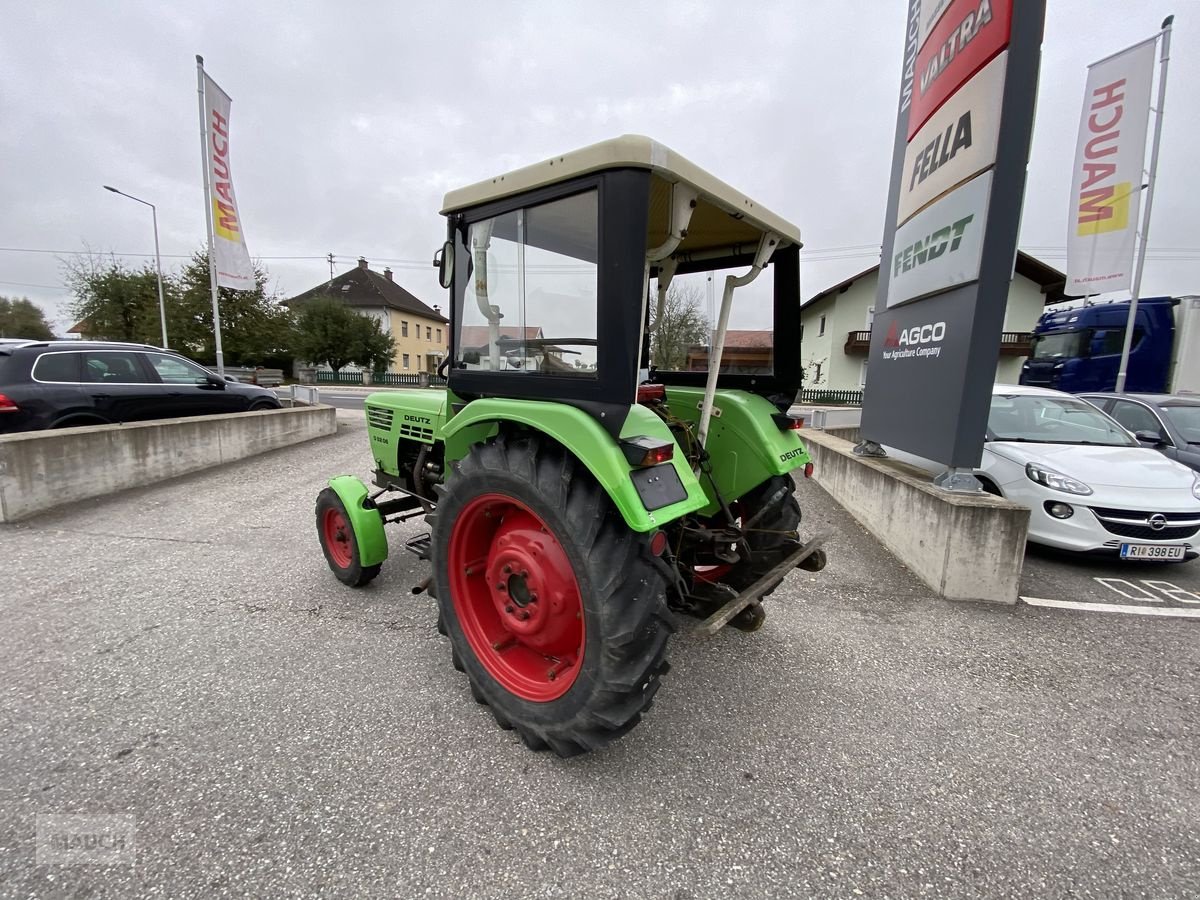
[441, 399, 708, 532]
[327, 475, 389, 567]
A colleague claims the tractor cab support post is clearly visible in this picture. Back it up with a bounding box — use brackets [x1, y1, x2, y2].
[647, 184, 698, 335]
[696, 232, 779, 451]
[470, 219, 502, 371]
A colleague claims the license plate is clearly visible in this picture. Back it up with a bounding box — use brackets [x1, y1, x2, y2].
[1120, 543, 1186, 561]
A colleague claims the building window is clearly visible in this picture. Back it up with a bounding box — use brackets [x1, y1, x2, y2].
[818, 315, 826, 337]
[866, 308, 875, 331]
[400, 321, 409, 337]
[437, 328, 442, 343]
[402, 353, 410, 369]
[426, 326, 432, 340]
[860, 361, 868, 387]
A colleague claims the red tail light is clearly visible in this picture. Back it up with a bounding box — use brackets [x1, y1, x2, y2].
[649, 530, 668, 556]
[637, 384, 666, 403]
[621, 435, 674, 467]
[772, 413, 804, 430]
[0, 393, 18, 413]
[804, 462, 814, 479]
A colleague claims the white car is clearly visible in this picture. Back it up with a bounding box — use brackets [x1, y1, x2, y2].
[972, 385, 1200, 561]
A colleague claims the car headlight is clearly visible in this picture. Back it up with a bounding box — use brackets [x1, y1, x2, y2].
[1025, 462, 1093, 495]
[1193, 474, 1200, 501]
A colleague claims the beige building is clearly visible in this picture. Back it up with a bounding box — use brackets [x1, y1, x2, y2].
[288, 257, 449, 373]
[799, 251, 1067, 395]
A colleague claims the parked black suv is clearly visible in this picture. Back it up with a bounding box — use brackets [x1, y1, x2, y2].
[0, 341, 282, 434]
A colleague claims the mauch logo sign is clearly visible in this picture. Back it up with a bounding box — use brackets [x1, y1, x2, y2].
[897, 50, 1006, 225]
[909, 0, 1013, 139]
[888, 171, 992, 308]
[882, 319, 948, 360]
[1065, 38, 1155, 294]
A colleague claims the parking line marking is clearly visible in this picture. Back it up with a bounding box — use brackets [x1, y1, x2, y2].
[1020, 596, 1200, 618]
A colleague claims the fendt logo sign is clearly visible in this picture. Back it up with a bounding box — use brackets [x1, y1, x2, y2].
[882, 319, 947, 360]
[887, 170, 992, 308]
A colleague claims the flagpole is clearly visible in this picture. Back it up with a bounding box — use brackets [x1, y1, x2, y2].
[1116, 16, 1173, 393]
[196, 54, 226, 377]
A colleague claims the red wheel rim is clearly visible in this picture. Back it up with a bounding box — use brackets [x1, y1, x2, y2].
[322, 507, 354, 569]
[448, 493, 585, 702]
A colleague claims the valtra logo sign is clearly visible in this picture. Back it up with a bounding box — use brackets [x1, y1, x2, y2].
[882, 319, 948, 360]
[908, 0, 1013, 139]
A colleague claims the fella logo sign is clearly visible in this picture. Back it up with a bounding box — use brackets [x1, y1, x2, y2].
[897, 51, 1007, 224]
[882, 319, 948, 360]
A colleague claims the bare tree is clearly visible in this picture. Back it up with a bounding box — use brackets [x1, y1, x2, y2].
[649, 282, 709, 370]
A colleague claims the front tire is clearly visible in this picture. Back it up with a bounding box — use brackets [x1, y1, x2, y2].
[315, 487, 381, 587]
[431, 434, 672, 757]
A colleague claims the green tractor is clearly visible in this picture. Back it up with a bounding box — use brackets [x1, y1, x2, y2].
[316, 135, 825, 756]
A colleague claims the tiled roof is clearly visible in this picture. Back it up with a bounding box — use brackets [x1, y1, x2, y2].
[286, 261, 448, 323]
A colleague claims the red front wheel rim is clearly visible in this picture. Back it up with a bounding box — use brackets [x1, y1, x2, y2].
[322, 507, 354, 569]
[448, 493, 585, 702]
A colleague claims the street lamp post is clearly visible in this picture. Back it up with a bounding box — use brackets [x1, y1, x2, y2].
[103, 185, 168, 348]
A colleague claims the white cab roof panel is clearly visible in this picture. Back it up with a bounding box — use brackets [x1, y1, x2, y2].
[441, 134, 802, 252]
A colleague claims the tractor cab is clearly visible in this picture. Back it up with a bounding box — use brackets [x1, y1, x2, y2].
[316, 136, 825, 759]
[437, 134, 804, 444]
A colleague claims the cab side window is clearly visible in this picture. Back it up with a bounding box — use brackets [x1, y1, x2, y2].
[82, 351, 149, 384]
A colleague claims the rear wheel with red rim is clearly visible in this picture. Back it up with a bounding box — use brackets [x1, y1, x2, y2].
[432, 434, 673, 757]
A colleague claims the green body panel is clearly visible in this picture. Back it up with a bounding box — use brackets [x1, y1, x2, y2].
[664, 387, 811, 516]
[441, 398, 708, 532]
[327, 475, 388, 566]
[363, 389, 451, 474]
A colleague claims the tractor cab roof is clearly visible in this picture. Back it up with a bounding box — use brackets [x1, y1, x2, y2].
[440, 134, 803, 258]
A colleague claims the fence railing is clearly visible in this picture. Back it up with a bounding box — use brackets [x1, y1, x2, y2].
[315, 370, 364, 385]
[797, 388, 864, 406]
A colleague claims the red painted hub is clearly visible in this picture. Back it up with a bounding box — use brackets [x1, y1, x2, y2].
[448, 493, 584, 702]
[322, 507, 354, 569]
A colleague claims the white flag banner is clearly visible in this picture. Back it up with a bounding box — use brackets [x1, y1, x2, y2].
[1065, 36, 1156, 295]
[203, 72, 255, 290]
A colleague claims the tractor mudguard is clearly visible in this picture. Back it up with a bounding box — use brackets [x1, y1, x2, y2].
[441, 399, 708, 533]
[663, 387, 813, 516]
[327, 475, 389, 567]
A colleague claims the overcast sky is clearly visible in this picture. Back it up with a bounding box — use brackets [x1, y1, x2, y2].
[1, 0, 1196, 334]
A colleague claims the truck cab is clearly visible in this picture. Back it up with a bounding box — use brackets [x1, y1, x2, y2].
[1020, 296, 1174, 393]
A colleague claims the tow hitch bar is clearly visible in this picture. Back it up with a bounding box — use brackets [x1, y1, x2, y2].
[693, 532, 828, 636]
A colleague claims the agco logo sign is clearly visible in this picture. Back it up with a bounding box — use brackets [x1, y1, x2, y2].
[882, 319, 947, 360]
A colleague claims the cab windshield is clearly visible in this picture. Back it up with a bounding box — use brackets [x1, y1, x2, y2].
[1029, 330, 1085, 360]
[988, 394, 1136, 446]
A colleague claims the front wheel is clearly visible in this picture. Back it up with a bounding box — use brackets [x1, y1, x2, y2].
[431, 434, 673, 757]
[316, 487, 381, 587]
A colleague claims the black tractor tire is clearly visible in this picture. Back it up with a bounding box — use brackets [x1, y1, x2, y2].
[315, 487, 382, 587]
[430, 433, 673, 757]
[722, 474, 802, 596]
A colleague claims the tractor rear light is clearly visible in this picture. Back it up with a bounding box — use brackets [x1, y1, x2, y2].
[649, 530, 668, 556]
[772, 413, 804, 430]
[804, 462, 814, 479]
[0, 393, 18, 413]
[621, 435, 674, 467]
[637, 384, 666, 403]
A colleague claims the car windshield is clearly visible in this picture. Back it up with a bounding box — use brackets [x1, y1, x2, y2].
[1030, 330, 1084, 359]
[988, 394, 1137, 446]
[1161, 403, 1200, 445]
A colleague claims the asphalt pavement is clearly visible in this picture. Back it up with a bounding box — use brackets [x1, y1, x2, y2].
[2, 409, 1198, 898]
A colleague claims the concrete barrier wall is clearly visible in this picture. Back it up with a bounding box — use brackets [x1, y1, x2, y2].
[803, 429, 1029, 604]
[0, 406, 337, 523]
